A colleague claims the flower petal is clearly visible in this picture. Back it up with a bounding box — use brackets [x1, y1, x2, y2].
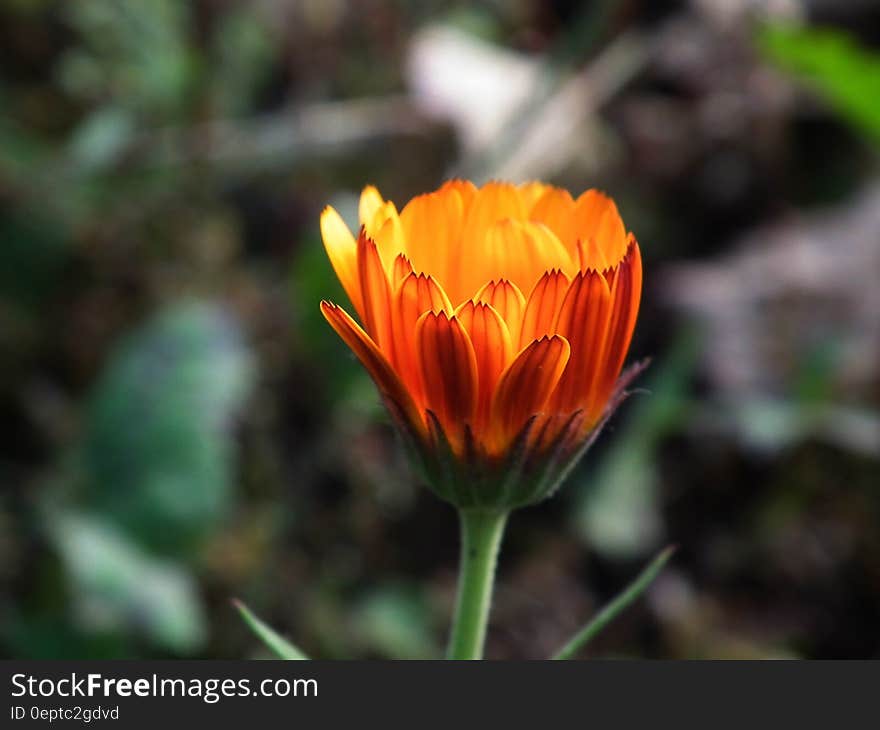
[576, 236, 610, 273]
[369, 201, 406, 272]
[321, 301, 423, 436]
[449, 182, 527, 303]
[458, 219, 573, 306]
[571, 189, 628, 269]
[320, 206, 364, 318]
[474, 279, 526, 335]
[416, 311, 478, 449]
[440, 178, 478, 202]
[529, 187, 575, 249]
[392, 253, 413, 286]
[400, 186, 467, 283]
[490, 335, 571, 452]
[596, 236, 642, 405]
[519, 269, 570, 348]
[518, 181, 550, 210]
[455, 300, 513, 430]
[359, 185, 384, 229]
[357, 230, 394, 354]
[550, 270, 613, 417]
[497, 220, 575, 292]
[394, 272, 452, 405]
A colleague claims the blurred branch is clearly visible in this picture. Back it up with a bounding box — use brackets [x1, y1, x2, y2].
[38, 96, 438, 185]
[146, 96, 434, 172]
[445, 30, 651, 182]
[485, 32, 651, 182]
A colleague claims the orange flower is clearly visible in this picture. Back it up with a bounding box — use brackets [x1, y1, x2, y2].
[320, 180, 642, 508]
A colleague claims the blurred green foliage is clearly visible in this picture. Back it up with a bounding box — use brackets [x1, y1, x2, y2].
[80, 302, 253, 555]
[49, 511, 206, 653]
[59, 1, 196, 119]
[6, 303, 253, 657]
[350, 584, 438, 660]
[758, 23, 880, 146]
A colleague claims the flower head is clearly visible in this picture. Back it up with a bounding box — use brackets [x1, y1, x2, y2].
[320, 180, 642, 509]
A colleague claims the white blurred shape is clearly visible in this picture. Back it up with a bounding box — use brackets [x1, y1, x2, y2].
[406, 24, 542, 153]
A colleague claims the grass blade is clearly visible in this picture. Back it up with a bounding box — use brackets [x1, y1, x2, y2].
[233, 599, 309, 660]
[552, 545, 675, 659]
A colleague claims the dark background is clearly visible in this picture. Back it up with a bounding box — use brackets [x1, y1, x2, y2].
[1, 0, 878, 659]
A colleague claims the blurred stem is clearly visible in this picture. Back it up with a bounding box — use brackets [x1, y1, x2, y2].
[447, 509, 509, 660]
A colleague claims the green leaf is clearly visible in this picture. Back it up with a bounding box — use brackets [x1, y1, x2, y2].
[81, 301, 254, 556]
[552, 546, 676, 660]
[757, 23, 880, 145]
[49, 511, 206, 653]
[233, 600, 308, 660]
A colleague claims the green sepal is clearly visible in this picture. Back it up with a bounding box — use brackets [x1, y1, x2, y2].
[386, 359, 651, 511]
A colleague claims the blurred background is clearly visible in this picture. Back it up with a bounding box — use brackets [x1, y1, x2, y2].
[1, 0, 878, 660]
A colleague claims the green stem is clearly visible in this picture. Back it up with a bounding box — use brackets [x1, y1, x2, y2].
[447, 509, 509, 660]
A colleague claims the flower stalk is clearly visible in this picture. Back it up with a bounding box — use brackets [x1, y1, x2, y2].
[447, 508, 509, 660]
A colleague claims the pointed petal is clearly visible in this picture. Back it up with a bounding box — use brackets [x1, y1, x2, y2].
[359, 185, 384, 229]
[463, 182, 525, 239]
[439, 178, 478, 204]
[357, 230, 394, 354]
[519, 269, 570, 348]
[518, 181, 550, 210]
[455, 301, 513, 429]
[457, 219, 574, 306]
[529, 187, 576, 251]
[493, 220, 575, 292]
[596, 236, 642, 405]
[571, 189, 628, 268]
[320, 206, 364, 318]
[576, 236, 610, 273]
[550, 270, 613, 416]
[415, 311, 478, 449]
[392, 253, 413, 286]
[321, 301, 423, 435]
[491, 335, 570, 452]
[369, 201, 405, 271]
[474, 279, 526, 335]
[449, 182, 527, 303]
[394, 272, 452, 404]
[400, 186, 467, 283]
